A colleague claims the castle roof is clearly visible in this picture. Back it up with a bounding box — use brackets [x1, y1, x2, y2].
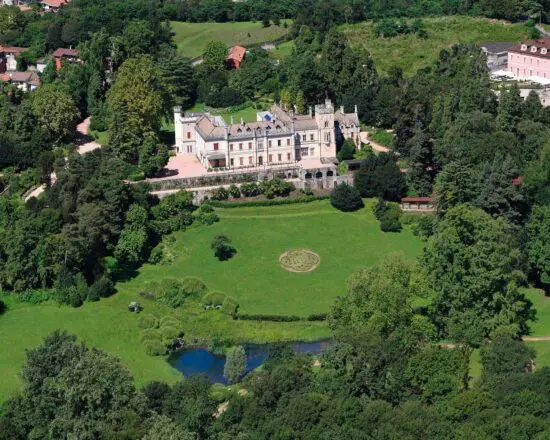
[509, 40, 550, 59]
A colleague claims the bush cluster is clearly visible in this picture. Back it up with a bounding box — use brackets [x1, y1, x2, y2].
[374, 198, 403, 232]
[140, 316, 184, 356]
[194, 203, 220, 225]
[143, 278, 207, 308]
[201, 291, 227, 307]
[16, 289, 52, 304]
[208, 195, 329, 208]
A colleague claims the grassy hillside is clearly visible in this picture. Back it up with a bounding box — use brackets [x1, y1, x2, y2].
[171, 21, 291, 58]
[341, 16, 532, 74]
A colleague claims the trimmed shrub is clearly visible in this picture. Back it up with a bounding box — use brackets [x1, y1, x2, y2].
[306, 313, 328, 321]
[208, 195, 328, 208]
[240, 182, 261, 197]
[160, 316, 180, 328]
[330, 183, 363, 212]
[201, 291, 227, 307]
[373, 197, 388, 220]
[138, 314, 159, 329]
[228, 184, 241, 198]
[181, 277, 207, 298]
[144, 340, 167, 356]
[221, 296, 239, 316]
[234, 313, 302, 322]
[140, 328, 162, 343]
[411, 214, 435, 239]
[159, 325, 180, 344]
[211, 187, 229, 201]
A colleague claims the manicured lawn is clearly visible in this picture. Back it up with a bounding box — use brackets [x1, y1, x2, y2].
[341, 16, 531, 75]
[171, 21, 291, 59]
[130, 200, 423, 316]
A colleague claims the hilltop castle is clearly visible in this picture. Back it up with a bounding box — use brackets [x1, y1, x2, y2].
[173, 99, 360, 171]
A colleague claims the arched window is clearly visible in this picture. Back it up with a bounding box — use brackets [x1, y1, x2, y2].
[324, 120, 329, 128]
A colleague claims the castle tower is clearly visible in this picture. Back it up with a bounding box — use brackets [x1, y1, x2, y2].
[174, 106, 199, 155]
[315, 98, 337, 158]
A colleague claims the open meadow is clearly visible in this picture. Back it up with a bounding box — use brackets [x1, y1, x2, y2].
[341, 16, 531, 74]
[0, 199, 422, 401]
[171, 21, 291, 59]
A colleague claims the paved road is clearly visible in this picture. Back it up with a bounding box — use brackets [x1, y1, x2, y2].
[24, 117, 99, 201]
[359, 131, 390, 153]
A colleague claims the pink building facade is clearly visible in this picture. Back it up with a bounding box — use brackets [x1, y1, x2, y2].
[508, 40, 550, 81]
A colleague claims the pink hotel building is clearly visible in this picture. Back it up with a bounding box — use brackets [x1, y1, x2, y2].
[508, 40, 550, 80]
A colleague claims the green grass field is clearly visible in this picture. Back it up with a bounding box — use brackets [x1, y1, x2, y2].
[145, 200, 422, 315]
[341, 16, 531, 75]
[171, 21, 291, 59]
[0, 199, 422, 401]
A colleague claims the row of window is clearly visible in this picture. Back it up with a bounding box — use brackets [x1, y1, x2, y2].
[229, 153, 292, 167]
[212, 138, 295, 151]
[511, 55, 548, 65]
[515, 68, 548, 78]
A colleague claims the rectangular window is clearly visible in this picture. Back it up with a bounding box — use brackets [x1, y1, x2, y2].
[268, 154, 273, 162]
[287, 138, 291, 146]
[214, 143, 219, 151]
[239, 143, 243, 150]
[230, 158, 234, 166]
[287, 153, 291, 161]
[301, 148, 308, 157]
[269, 140, 272, 147]
[310, 148, 315, 156]
[310, 134, 314, 141]
[278, 154, 282, 161]
[248, 156, 252, 164]
[239, 157, 243, 166]
[302, 134, 306, 141]
[258, 141, 263, 150]
[248, 142, 252, 149]
[187, 132, 191, 139]
[277, 139, 281, 147]
[229, 144, 234, 151]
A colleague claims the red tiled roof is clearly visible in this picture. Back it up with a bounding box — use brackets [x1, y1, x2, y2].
[18, 5, 33, 12]
[512, 176, 524, 186]
[401, 197, 433, 203]
[0, 46, 27, 55]
[52, 48, 79, 58]
[509, 40, 550, 59]
[226, 45, 246, 63]
[40, 0, 69, 7]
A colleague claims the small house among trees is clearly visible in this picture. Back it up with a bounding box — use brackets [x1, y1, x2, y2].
[226, 45, 246, 70]
[400, 196, 434, 211]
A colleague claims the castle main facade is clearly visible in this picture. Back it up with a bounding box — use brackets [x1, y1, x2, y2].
[173, 99, 360, 170]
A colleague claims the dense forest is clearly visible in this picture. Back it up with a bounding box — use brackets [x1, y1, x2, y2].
[2, 0, 550, 438]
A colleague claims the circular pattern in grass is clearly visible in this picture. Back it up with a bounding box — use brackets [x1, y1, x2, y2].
[279, 249, 320, 273]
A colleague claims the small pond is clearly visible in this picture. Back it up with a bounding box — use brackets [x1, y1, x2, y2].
[168, 340, 332, 384]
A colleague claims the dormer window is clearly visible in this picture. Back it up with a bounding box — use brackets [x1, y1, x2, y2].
[237, 128, 242, 133]
[246, 127, 251, 132]
[542, 48, 548, 55]
[531, 46, 538, 53]
[521, 44, 527, 51]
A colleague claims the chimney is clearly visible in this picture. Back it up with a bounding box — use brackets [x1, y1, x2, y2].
[309, 106, 313, 118]
[240, 117, 244, 125]
[354, 104, 358, 115]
